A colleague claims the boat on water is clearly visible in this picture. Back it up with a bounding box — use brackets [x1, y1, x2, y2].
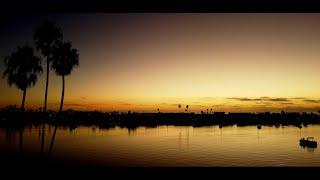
[300, 137, 317, 148]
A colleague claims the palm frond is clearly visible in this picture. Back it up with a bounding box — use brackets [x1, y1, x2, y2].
[51, 41, 79, 76]
[2, 45, 43, 91]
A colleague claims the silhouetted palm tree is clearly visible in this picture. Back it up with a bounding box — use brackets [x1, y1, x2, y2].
[2, 45, 42, 111]
[51, 41, 79, 112]
[48, 41, 78, 155]
[185, 105, 189, 112]
[34, 20, 63, 112]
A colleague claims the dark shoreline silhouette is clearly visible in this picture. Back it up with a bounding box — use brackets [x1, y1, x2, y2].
[1, 107, 319, 129]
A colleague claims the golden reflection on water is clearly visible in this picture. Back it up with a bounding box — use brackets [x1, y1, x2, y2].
[1, 125, 320, 166]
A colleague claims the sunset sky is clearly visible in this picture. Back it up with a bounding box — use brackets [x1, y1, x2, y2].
[1, 13, 320, 112]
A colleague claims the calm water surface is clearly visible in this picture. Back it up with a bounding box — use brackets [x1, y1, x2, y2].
[1, 124, 320, 166]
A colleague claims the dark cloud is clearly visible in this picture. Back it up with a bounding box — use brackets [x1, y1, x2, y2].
[227, 96, 320, 106]
[268, 98, 289, 102]
[227, 97, 260, 101]
[303, 99, 320, 103]
[291, 97, 307, 100]
[227, 97, 290, 102]
[280, 102, 294, 105]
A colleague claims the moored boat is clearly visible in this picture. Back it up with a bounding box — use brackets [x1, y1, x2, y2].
[300, 137, 317, 148]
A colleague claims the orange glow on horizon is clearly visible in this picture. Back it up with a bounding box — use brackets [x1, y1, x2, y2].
[2, 14, 320, 112]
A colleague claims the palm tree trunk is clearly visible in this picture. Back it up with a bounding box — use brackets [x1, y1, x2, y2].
[59, 75, 65, 112]
[49, 75, 63, 156]
[21, 88, 26, 111]
[44, 58, 49, 112]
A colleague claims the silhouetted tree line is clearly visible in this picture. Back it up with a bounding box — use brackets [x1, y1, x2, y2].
[1, 109, 320, 129]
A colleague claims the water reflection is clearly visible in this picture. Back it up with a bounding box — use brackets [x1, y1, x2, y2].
[128, 127, 137, 135]
[301, 146, 317, 152]
[4, 127, 24, 151]
[40, 124, 45, 157]
[48, 126, 57, 156]
[0, 124, 320, 166]
[19, 128, 23, 151]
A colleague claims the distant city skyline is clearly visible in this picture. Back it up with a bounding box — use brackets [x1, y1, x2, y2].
[2, 13, 320, 112]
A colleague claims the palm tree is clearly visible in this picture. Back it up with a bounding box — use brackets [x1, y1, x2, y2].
[51, 41, 79, 112]
[34, 20, 63, 112]
[48, 41, 78, 156]
[2, 45, 42, 111]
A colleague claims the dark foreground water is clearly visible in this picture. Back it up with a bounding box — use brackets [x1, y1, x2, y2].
[0, 124, 319, 167]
